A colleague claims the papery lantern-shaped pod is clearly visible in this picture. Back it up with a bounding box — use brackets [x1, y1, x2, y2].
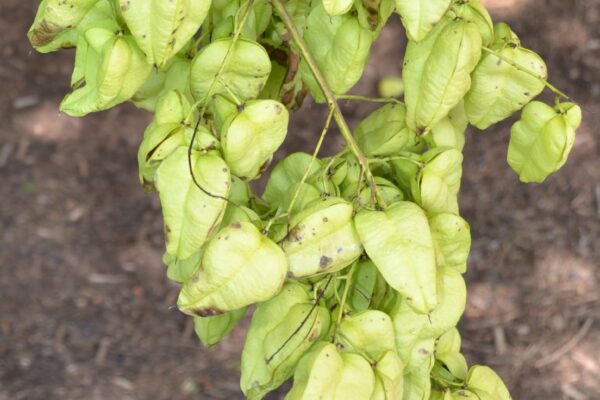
[465, 23, 547, 130]
[355, 201, 438, 314]
[428, 212, 471, 273]
[155, 147, 230, 260]
[193, 307, 247, 348]
[507, 101, 581, 183]
[466, 366, 512, 400]
[241, 282, 330, 399]
[371, 350, 404, 400]
[451, 0, 495, 46]
[427, 101, 469, 152]
[221, 100, 289, 180]
[403, 18, 482, 134]
[283, 197, 363, 279]
[337, 310, 397, 360]
[190, 37, 272, 103]
[354, 103, 422, 157]
[323, 0, 354, 16]
[119, 0, 211, 68]
[395, 0, 451, 42]
[177, 221, 288, 316]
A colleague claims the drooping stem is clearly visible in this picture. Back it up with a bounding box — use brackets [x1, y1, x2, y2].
[481, 46, 571, 100]
[272, 0, 386, 209]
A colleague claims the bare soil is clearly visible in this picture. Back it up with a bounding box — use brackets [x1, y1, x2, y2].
[1, 1, 599, 399]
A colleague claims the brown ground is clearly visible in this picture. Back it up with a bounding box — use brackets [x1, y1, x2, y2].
[1, 1, 599, 399]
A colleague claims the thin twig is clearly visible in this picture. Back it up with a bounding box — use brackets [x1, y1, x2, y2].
[535, 317, 594, 368]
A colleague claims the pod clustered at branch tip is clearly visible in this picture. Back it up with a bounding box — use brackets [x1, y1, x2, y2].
[29, 0, 581, 398]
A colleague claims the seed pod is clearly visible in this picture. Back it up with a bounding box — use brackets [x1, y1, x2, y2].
[435, 329, 468, 382]
[241, 282, 330, 399]
[402, 338, 435, 400]
[163, 246, 203, 283]
[333, 353, 377, 399]
[395, 0, 451, 42]
[193, 307, 247, 347]
[28, 0, 101, 52]
[221, 100, 289, 180]
[348, 260, 378, 312]
[466, 365, 512, 400]
[263, 152, 323, 209]
[436, 328, 462, 355]
[301, 3, 373, 101]
[451, 0, 494, 46]
[154, 90, 191, 125]
[119, 0, 210, 67]
[403, 18, 482, 133]
[354, 103, 421, 157]
[190, 38, 271, 104]
[428, 212, 471, 273]
[61, 33, 152, 116]
[372, 350, 404, 400]
[449, 390, 479, 399]
[178, 222, 288, 316]
[414, 148, 463, 214]
[323, 0, 354, 16]
[378, 76, 405, 98]
[507, 101, 581, 183]
[285, 342, 343, 400]
[356, 176, 405, 208]
[208, 0, 272, 41]
[391, 269, 467, 364]
[428, 101, 468, 151]
[283, 198, 363, 278]
[465, 23, 547, 130]
[355, 201, 437, 314]
[338, 310, 397, 360]
[155, 148, 229, 259]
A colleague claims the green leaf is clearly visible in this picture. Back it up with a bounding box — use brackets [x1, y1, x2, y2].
[428, 212, 471, 273]
[222, 100, 289, 179]
[156, 148, 230, 259]
[466, 365, 512, 400]
[507, 101, 581, 182]
[301, 3, 373, 101]
[193, 307, 247, 347]
[403, 19, 482, 133]
[354, 103, 421, 156]
[283, 198, 363, 279]
[395, 0, 451, 42]
[190, 37, 271, 103]
[348, 260, 379, 312]
[355, 201, 437, 313]
[415, 148, 463, 214]
[178, 222, 288, 315]
[465, 24, 547, 130]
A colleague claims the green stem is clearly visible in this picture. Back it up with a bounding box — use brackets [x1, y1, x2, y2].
[481, 46, 571, 100]
[336, 261, 358, 327]
[272, 0, 386, 209]
[336, 94, 402, 105]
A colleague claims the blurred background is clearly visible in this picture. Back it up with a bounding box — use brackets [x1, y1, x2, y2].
[1, 1, 599, 399]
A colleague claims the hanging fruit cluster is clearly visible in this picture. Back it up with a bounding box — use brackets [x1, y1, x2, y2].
[29, 0, 581, 399]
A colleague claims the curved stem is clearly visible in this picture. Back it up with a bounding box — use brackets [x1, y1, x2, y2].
[272, 0, 386, 209]
[481, 46, 571, 100]
[336, 94, 402, 105]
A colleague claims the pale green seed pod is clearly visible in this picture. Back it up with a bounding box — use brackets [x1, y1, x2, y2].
[378, 76, 405, 98]
[263, 153, 324, 205]
[300, 3, 373, 102]
[355, 201, 437, 314]
[193, 307, 247, 347]
[285, 342, 344, 400]
[241, 282, 330, 399]
[119, 0, 211, 67]
[466, 365, 512, 400]
[338, 310, 397, 360]
[414, 148, 463, 214]
[402, 338, 435, 400]
[356, 177, 405, 208]
[155, 148, 229, 260]
[395, 0, 451, 42]
[435, 329, 468, 382]
[348, 260, 378, 312]
[356, 0, 396, 34]
[465, 23, 547, 130]
[436, 328, 462, 355]
[190, 38, 271, 103]
[178, 222, 287, 316]
[428, 212, 471, 273]
[283, 198, 363, 278]
[354, 103, 421, 157]
[428, 101, 468, 151]
[333, 353, 377, 399]
[507, 101, 581, 183]
[449, 390, 479, 399]
[404, 18, 482, 133]
[221, 100, 289, 180]
[372, 350, 404, 400]
[61, 33, 152, 116]
[207, 0, 272, 41]
[28, 0, 101, 52]
[323, 0, 354, 16]
[451, 0, 494, 46]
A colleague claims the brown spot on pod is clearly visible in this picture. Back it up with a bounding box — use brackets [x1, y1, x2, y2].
[319, 255, 333, 268]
